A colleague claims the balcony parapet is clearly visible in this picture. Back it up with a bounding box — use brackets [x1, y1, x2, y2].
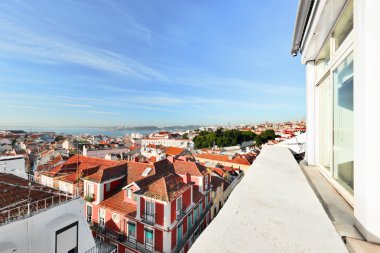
[189, 146, 348, 253]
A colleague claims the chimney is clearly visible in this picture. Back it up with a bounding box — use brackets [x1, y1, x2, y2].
[185, 173, 191, 184]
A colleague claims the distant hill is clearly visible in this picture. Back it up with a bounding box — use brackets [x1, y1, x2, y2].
[108, 125, 202, 132]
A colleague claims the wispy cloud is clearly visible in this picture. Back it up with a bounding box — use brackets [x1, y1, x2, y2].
[61, 103, 93, 108]
[87, 110, 121, 115]
[0, 19, 167, 81]
[6, 104, 41, 110]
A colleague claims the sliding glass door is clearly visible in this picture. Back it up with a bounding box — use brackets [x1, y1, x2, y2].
[333, 53, 354, 193]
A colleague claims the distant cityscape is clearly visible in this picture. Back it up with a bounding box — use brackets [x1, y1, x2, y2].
[0, 120, 305, 252]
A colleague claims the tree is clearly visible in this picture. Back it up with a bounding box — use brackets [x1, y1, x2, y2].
[55, 135, 65, 142]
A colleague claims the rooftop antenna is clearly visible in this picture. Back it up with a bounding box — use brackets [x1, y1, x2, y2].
[27, 182, 32, 216]
[76, 143, 80, 197]
[0, 162, 6, 173]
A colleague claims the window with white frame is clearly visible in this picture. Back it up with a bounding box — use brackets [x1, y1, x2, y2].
[99, 209, 105, 228]
[106, 183, 111, 192]
[176, 196, 183, 214]
[96, 234, 104, 241]
[145, 201, 155, 223]
[127, 188, 132, 198]
[87, 183, 94, 195]
[316, 0, 354, 195]
[86, 205, 92, 222]
[127, 221, 136, 243]
[144, 228, 154, 249]
[110, 241, 118, 253]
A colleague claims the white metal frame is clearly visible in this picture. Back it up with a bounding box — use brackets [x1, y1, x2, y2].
[314, 0, 354, 206]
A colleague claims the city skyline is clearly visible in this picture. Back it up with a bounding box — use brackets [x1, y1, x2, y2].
[0, 0, 305, 127]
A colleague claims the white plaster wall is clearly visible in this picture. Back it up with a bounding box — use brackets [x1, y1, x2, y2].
[354, 0, 380, 243]
[0, 198, 95, 253]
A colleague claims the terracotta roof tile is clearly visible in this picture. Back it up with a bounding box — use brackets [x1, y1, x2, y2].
[165, 147, 185, 156]
[98, 191, 136, 218]
[0, 173, 65, 222]
[136, 173, 189, 202]
[192, 189, 204, 204]
[173, 160, 207, 176]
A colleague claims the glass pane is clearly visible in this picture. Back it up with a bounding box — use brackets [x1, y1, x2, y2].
[319, 76, 331, 170]
[333, 1, 353, 50]
[333, 53, 354, 193]
[316, 40, 330, 81]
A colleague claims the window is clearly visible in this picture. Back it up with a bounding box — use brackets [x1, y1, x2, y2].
[110, 241, 118, 253]
[177, 223, 183, 244]
[86, 205, 92, 223]
[145, 228, 154, 248]
[87, 183, 94, 195]
[55, 221, 78, 253]
[176, 197, 183, 218]
[333, 1, 353, 50]
[96, 235, 104, 241]
[187, 213, 192, 231]
[333, 53, 354, 193]
[127, 188, 132, 198]
[127, 222, 136, 243]
[146, 201, 155, 223]
[99, 209, 105, 228]
[106, 183, 111, 192]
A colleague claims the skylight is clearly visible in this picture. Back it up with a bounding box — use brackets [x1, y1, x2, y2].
[142, 167, 152, 177]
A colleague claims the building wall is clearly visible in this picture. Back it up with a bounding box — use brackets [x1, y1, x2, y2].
[0, 198, 96, 253]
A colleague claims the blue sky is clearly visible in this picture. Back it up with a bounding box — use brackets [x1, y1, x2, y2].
[0, 0, 305, 127]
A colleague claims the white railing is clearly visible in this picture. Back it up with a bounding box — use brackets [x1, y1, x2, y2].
[0, 194, 77, 225]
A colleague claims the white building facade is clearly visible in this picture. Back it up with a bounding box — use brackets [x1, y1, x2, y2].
[0, 155, 26, 179]
[292, 0, 380, 243]
[141, 138, 194, 149]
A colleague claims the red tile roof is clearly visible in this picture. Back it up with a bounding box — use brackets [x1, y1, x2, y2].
[98, 191, 136, 217]
[192, 188, 204, 204]
[165, 147, 185, 156]
[173, 160, 208, 176]
[211, 167, 226, 177]
[136, 173, 190, 202]
[125, 162, 154, 184]
[196, 153, 251, 165]
[85, 163, 128, 183]
[0, 173, 66, 222]
[211, 175, 230, 191]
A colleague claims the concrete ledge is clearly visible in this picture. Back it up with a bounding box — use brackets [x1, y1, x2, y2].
[190, 146, 348, 253]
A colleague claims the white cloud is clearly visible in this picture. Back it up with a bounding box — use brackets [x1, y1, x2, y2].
[0, 20, 167, 81]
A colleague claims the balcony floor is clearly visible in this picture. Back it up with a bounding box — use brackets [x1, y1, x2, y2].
[190, 146, 348, 253]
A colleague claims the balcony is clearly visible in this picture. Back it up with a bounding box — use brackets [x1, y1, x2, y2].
[85, 239, 116, 253]
[91, 221, 157, 253]
[142, 212, 156, 226]
[189, 146, 349, 253]
[84, 194, 95, 202]
[172, 200, 213, 253]
[176, 205, 186, 221]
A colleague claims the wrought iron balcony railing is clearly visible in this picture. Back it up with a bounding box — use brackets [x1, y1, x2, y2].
[0, 194, 77, 226]
[85, 238, 116, 253]
[90, 221, 158, 253]
[172, 200, 213, 253]
[176, 205, 186, 221]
